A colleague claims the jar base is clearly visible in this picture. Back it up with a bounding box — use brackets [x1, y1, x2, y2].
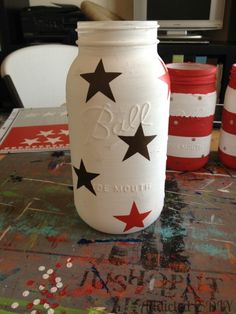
[77, 210, 162, 235]
[218, 149, 236, 170]
[167, 155, 209, 171]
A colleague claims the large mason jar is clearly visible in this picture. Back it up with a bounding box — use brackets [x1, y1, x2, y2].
[66, 21, 170, 234]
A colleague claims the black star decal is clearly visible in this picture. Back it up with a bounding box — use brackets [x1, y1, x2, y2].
[119, 123, 156, 161]
[80, 59, 122, 102]
[73, 160, 99, 195]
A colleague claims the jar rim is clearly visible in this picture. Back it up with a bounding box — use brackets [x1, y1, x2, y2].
[167, 62, 216, 72]
[167, 62, 217, 77]
[77, 20, 159, 30]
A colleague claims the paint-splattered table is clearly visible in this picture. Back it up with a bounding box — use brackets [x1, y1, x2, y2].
[0, 151, 235, 314]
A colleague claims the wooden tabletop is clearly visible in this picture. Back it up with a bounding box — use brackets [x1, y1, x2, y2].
[0, 150, 235, 314]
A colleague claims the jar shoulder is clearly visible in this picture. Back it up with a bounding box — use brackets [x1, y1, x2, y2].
[68, 53, 165, 74]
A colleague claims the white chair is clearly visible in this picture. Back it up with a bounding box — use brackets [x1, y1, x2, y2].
[0, 44, 78, 108]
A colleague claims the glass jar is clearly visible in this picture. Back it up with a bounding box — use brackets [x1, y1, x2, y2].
[167, 62, 217, 171]
[66, 21, 170, 234]
[219, 64, 236, 169]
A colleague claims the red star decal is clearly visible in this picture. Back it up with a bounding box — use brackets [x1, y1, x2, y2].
[158, 59, 170, 99]
[114, 202, 152, 232]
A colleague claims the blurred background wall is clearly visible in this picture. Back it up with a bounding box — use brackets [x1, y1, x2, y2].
[29, 0, 133, 19]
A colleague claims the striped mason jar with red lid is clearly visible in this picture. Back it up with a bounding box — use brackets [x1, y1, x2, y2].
[166, 62, 217, 171]
[219, 64, 236, 169]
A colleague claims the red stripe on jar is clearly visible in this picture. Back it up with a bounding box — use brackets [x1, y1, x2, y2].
[228, 64, 236, 90]
[169, 115, 214, 137]
[167, 63, 217, 94]
[218, 149, 236, 169]
[221, 109, 236, 135]
[167, 155, 209, 171]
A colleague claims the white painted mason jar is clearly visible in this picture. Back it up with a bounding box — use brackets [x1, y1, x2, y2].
[66, 21, 170, 234]
[219, 64, 236, 169]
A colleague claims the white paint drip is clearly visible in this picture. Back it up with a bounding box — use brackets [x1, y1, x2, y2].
[55, 277, 62, 283]
[33, 299, 40, 305]
[0, 202, 14, 207]
[29, 207, 65, 215]
[42, 273, 49, 279]
[217, 182, 234, 193]
[196, 220, 224, 226]
[22, 290, 30, 297]
[24, 177, 69, 186]
[149, 277, 155, 291]
[210, 238, 235, 245]
[66, 262, 73, 268]
[15, 200, 34, 221]
[199, 179, 215, 190]
[47, 268, 54, 275]
[11, 302, 19, 309]
[0, 225, 11, 241]
[56, 282, 63, 289]
[50, 287, 57, 293]
[38, 265, 46, 272]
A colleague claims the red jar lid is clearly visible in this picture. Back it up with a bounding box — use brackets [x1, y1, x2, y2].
[228, 64, 236, 89]
[167, 62, 217, 94]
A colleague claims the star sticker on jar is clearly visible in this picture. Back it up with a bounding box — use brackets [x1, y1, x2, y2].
[73, 160, 100, 195]
[118, 123, 156, 161]
[158, 59, 170, 99]
[80, 59, 122, 102]
[114, 202, 152, 232]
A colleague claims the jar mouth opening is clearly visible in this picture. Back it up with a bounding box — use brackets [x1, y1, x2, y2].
[77, 20, 159, 30]
[167, 62, 217, 77]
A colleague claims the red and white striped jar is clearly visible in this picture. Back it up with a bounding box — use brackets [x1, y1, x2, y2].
[219, 64, 236, 169]
[166, 63, 217, 171]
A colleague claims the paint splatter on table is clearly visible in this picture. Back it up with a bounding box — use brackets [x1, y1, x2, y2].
[0, 151, 235, 314]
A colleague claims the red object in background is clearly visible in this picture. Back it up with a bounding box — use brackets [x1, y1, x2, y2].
[166, 63, 217, 171]
[228, 63, 236, 89]
[0, 124, 69, 152]
[219, 64, 236, 169]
